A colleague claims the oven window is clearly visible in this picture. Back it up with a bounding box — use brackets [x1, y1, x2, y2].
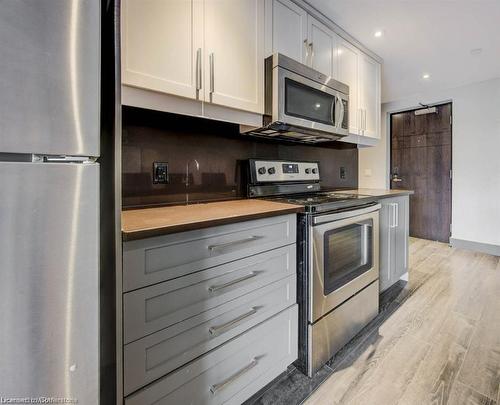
[285, 78, 335, 126]
[323, 220, 373, 295]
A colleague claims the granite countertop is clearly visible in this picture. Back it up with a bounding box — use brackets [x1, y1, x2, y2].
[122, 199, 304, 241]
[336, 188, 414, 198]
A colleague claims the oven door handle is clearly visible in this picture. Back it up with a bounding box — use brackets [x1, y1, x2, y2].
[313, 203, 381, 225]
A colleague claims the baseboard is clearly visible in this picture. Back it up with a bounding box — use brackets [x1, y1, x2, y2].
[450, 238, 500, 256]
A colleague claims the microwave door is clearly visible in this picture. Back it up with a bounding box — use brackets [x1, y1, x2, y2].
[277, 69, 338, 134]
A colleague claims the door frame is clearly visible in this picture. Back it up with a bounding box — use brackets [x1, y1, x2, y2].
[387, 101, 453, 242]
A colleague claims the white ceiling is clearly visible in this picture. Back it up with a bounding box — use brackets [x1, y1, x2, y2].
[308, 0, 500, 103]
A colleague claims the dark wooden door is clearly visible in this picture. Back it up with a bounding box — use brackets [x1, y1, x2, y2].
[390, 103, 452, 242]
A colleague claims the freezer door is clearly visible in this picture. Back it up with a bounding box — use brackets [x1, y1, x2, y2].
[0, 162, 99, 404]
[0, 1, 100, 156]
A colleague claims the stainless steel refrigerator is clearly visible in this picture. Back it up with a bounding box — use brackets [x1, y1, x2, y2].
[0, 1, 101, 403]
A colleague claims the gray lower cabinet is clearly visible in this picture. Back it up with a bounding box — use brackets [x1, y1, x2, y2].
[123, 214, 296, 291]
[124, 274, 296, 394]
[125, 306, 298, 405]
[122, 214, 298, 403]
[379, 196, 409, 292]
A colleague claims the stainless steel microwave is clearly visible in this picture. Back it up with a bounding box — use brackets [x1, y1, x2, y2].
[242, 53, 349, 143]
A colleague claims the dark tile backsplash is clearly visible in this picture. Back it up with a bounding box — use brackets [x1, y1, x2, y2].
[122, 106, 358, 208]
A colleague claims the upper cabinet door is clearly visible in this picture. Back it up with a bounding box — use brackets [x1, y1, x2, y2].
[337, 38, 360, 135]
[204, 0, 265, 114]
[121, 0, 203, 100]
[266, 0, 308, 63]
[359, 53, 381, 138]
[307, 15, 338, 78]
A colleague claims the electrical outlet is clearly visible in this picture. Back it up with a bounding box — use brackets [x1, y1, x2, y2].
[340, 166, 346, 180]
[153, 162, 168, 184]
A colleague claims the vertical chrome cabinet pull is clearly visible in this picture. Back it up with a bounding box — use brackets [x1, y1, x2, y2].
[209, 52, 215, 95]
[208, 307, 258, 336]
[391, 203, 398, 228]
[309, 42, 314, 65]
[195, 48, 202, 94]
[207, 235, 262, 252]
[303, 39, 309, 63]
[208, 271, 259, 293]
[209, 358, 258, 394]
[394, 203, 399, 227]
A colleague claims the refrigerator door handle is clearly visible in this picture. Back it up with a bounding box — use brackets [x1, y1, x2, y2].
[32, 155, 97, 164]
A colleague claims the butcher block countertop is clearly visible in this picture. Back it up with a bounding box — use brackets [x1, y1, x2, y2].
[122, 199, 304, 241]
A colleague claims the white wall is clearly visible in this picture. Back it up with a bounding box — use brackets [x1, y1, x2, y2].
[359, 77, 500, 247]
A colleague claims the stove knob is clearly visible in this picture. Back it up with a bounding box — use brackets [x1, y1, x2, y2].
[257, 167, 266, 175]
[312, 168, 318, 174]
[305, 168, 311, 174]
[268, 167, 276, 174]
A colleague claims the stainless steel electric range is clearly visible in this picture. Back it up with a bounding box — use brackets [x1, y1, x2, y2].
[247, 159, 381, 377]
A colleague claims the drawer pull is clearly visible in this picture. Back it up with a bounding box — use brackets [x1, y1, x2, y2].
[209, 358, 258, 394]
[208, 271, 258, 293]
[207, 235, 262, 252]
[208, 307, 258, 336]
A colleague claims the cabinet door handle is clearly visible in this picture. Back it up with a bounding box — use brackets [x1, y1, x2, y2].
[394, 203, 399, 227]
[303, 39, 309, 63]
[209, 358, 258, 394]
[196, 48, 202, 93]
[209, 52, 215, 95]
[208, 235, 262, 252]
[208, 307, 258, 336]
[390, 203, 398, 228]
[208, 271, 259, 293]
[309, 42, 314, 65]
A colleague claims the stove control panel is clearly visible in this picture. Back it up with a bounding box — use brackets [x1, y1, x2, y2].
[250, 159, 320, 183]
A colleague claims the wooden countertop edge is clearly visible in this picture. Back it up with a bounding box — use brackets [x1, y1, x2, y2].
[122, 205, 304, 241]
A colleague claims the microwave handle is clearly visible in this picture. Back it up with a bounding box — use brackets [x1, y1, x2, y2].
[331, 95, 343, 128]
[339, 96, 345, 128]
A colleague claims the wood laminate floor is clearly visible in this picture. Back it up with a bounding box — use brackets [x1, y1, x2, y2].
[304, 238, 500, 405]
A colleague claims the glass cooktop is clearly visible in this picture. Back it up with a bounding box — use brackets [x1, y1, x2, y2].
[268, 191, 377, 213]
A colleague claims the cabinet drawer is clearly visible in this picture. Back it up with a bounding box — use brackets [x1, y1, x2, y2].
[124, 244, 296, 343]
[124, 275, 296, 395]
[125, 305, 298, 405]
[123, 214, 296, 291]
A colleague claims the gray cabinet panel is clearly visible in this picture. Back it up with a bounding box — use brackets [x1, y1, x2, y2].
[123, 214, 296, 291]
[124, 275, 296, 394]
[379, 196, 409, 292]
[125, 305, 298, 405]
[124, 244, 296, 343]
[394, 196, 409, 281]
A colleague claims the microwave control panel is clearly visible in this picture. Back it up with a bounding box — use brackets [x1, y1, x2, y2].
[250, 159, 320, 183]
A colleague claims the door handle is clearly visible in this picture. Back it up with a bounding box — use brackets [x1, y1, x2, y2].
[309, 42, 314, 65]
[209, 52, 215, 96]
[209, 358, 258, 394]
[303, 39, 309, 63]
[195, 48, 202, 95]
[208, 235, 262, 251]
[208, 271, 259, 293]
[208, 307, 258, 336]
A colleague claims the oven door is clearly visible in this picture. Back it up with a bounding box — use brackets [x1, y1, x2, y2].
[275, 67, 349, 136]
[310, 204, 380, 322]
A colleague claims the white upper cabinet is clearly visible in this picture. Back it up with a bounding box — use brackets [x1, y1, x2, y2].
[307, 15, 338, 78]
[121, 0, 203, 100]
[204, 0, 265, 114]
[266, 0, 308, 63]
[337, 38, 360, 135]
[359, 53, 381, 138]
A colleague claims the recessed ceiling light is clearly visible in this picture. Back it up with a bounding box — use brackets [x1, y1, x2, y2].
[374, 30, 383, 38]
[470, 48, 483, 56]
[422, 73, 430, 79]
